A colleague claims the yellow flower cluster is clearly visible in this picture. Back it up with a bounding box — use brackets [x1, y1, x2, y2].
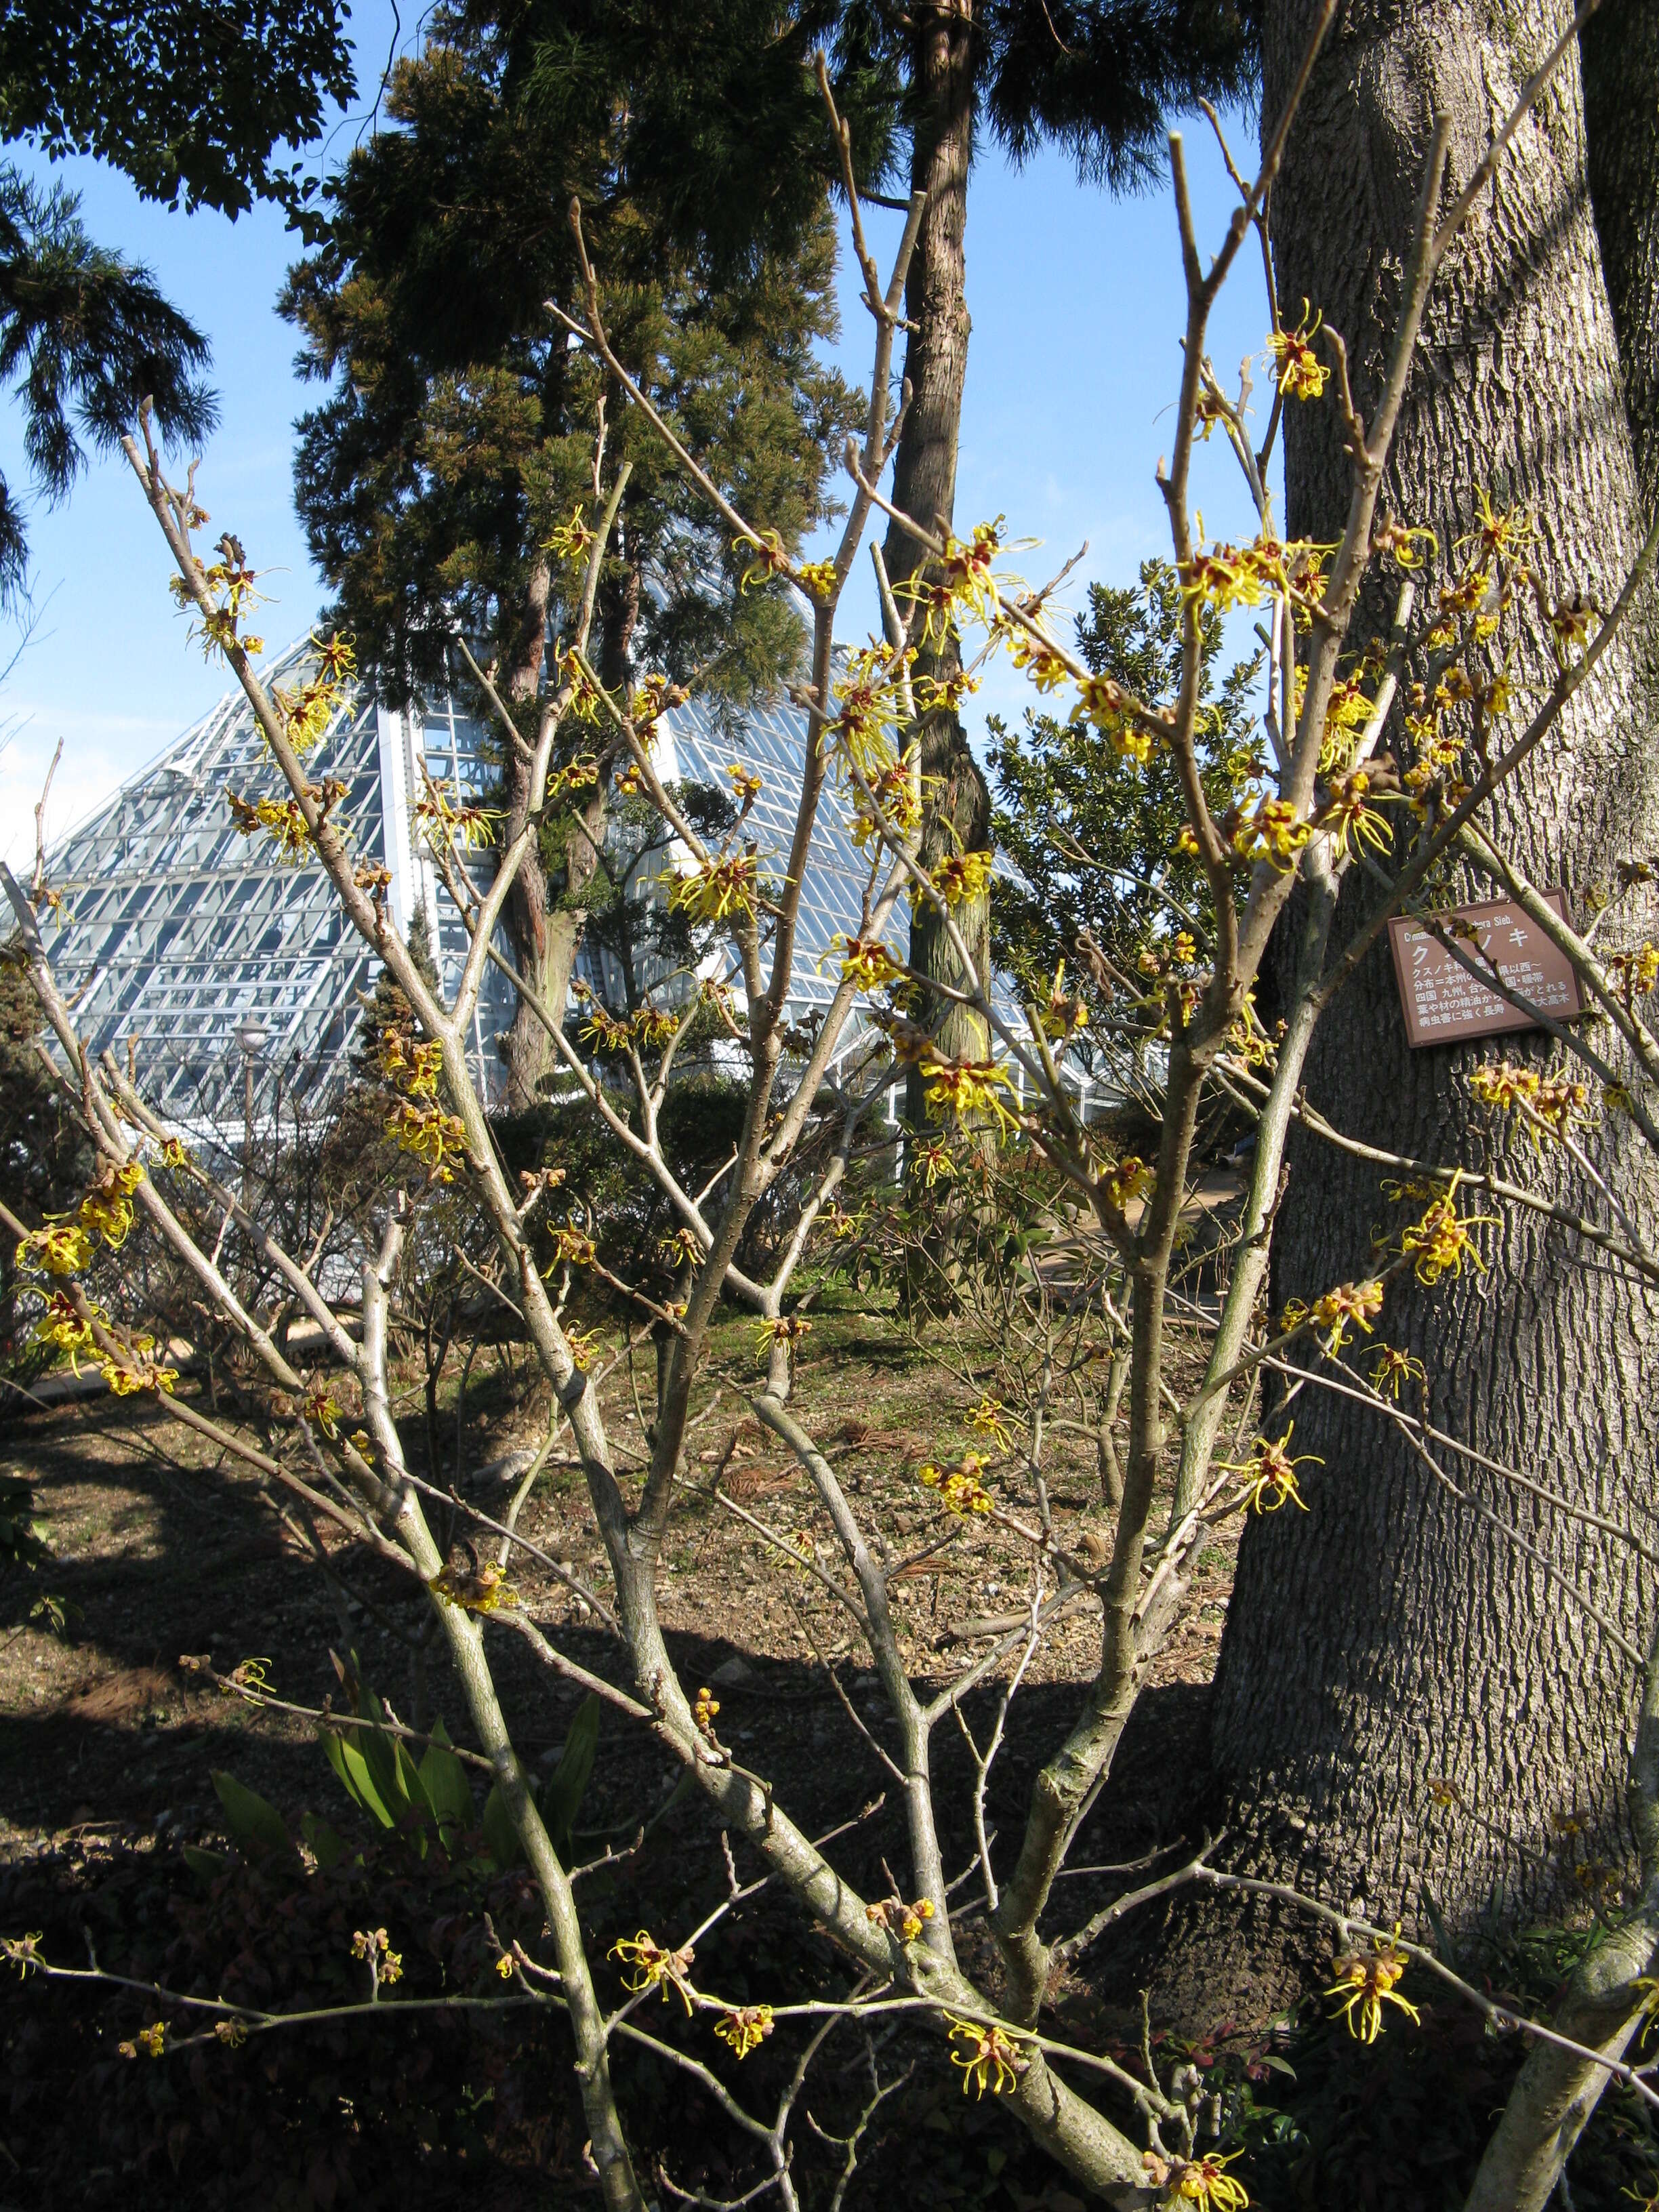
[226, 780, 346, 864]
[610, 1929, 697, 2012]
[429, 1558, 517, 1614]
[1267, 303, 1330, 401]
[350, 1927, 404, 1984]
[377, 1027, 442, 1099]
[1470, 1059, 1593, 1147]
[1326, 1926, 1419, 2042]
[714, 2004, 775, 2059]
[836, 935, 907, 991]
[866, 1893, 936, 1945]
[757, 1313, 813, 1362]
[919, 1452, 994, 1516]
[1314, 768, 1394, 861]
[119, 2020, 169, 2060]
[924, 848, 995, 909]
[1607, 943, 1659, 1004]
[968, 1396, 1015, 1451]
[1155, 2149, 1252, 2209]
[546, 506, 597, 567]
[898, 518, 1006, 647]
[16, 1162, 145, 1279]
[386, 1099, 468, 1185]
[850, 754, 924, 853]
[946, 2012, 1031, 2097]
[1221, 1425, 1319, 1515]
[1230, 796, 1312, 872]
[1292, 1277, 1385, 1355]
[670, 853, 762, 925]
[1370, 1344, 1426, 1400]
[1399, 1177, 1494, 1285]
[173, 531, 264, 661]
[270, 633, 355, 755]
[920, 1054, 1019, 1136]
[415, 787, 498, 851]
[1099, 1153, 1153, 1214]
[547, 754, 600, 800]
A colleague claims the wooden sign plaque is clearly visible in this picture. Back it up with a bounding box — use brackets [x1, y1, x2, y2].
[1387, 892, 1583, 1049]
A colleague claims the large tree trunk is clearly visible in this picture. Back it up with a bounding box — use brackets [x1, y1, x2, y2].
[498, 555, 560, 1110]
[1200, 0, 1659, 1982]
[884, 1, 994, 1113]
[1583, 0, 1659, 511]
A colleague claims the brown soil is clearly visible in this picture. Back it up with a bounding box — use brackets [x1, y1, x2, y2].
[0, 1299, 1243, 2206]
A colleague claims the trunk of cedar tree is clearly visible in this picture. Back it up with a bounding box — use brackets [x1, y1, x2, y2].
[1197, 0, 1659, 2001]
[498, 554, 560, 1110]
[884, 0, 995, 1130]
[496, 527, 641, 1109]
[537, 544, 642, 1054]
[1583, 0, 1659, 512]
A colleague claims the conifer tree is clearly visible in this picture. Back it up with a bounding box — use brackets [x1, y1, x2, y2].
[285, 15, 859, 1105]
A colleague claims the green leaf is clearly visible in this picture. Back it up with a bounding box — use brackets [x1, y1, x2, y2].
[211, 1770, 293, 1863]
[323, 1725, 394, 1827]
[481, 1781, 523, 1869]
[1420, 1881, 1456, 1965]
[418, 1718, 474, 1835]
[301, 1811, 347, 1870]
[539, 1695, 600, 1860]
[183, 1843, 230, 1880]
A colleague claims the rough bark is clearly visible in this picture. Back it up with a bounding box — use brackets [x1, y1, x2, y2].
[1203, 0, 1659, 1966]
[1583, 0, 1659, 511]
[498, 556, 560, 1109]
[884, 0, 995, 1110]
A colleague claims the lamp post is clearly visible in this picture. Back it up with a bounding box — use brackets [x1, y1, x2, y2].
[235, 1019, 268, 1192]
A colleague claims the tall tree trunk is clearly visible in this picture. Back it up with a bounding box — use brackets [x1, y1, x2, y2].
[498, 555, 560, 1110]
[539, 547, 643, 1037]
[1200, 0, 1659, 1984]
[1583, 0, 1659, 510]
[884, 1, 994, 1118]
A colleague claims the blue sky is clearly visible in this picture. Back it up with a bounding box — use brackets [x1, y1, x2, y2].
[0, 5, 1275, 861]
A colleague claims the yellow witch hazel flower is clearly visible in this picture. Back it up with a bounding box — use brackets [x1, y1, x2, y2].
[386, 1101, 468, 1184]
[714, 2005, 775, 2059]
[1370, 1344, 1427, 1400]
[173, 531, 264, 661]
[832, 935, 907, 991]
[33, 1290, 100, 1370]
[849, 754, 924, 853]
[415, 787, 498, 851]
[1267, 301, 1331, 401]
[919, 1054, 1019, 1136]
[546, 506, 596, 567]
[1314, 768, 1394, 861]
[919, 1452, 994, 1516]
[1399, 1172, 1495, 1285]
[968, 1396, 1015, 1452]
[1307, 1277, 1384, 1355]
[610, 1930, 697, 2012]
[1231, 797, 1313, 872]
[270, 633, 355, 755]
[1469, 1059, 1593, 1147]
[899, 518, 1009, 647]
[757, 1313, 812, 1363]
[946, 2013, 1031, 2097]
[829, 642, 914, 772]
[1326, 1925, 1420, 2042]
[670, 853, 762, 926]
[76, 1162, 144, 1250]
[1221, 1426, 1319, 1515]
[1158, 2149, 1251, 2209]
[923, 848, 995, 909]
[16, 1219, 94, 1276]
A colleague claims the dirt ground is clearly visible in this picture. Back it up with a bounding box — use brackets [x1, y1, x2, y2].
[0, 1298, 1242, 2207]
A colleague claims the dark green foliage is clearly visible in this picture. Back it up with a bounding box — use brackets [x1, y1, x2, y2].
[0, 168, 215, 597]
[983, 0, 1259, 189]
[989, 560, 1262, 1029]
[282, 16, 861, 708]
[0, 947, 89, 1378]
[0, 0, 355, 219]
